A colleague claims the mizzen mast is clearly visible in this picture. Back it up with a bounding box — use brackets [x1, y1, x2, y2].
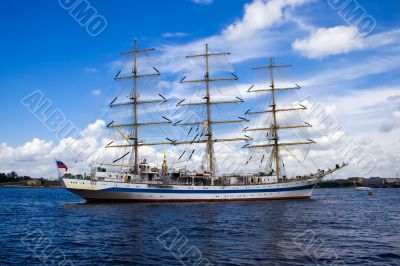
[107, 39, 168, 174]
[244, 57, 315, 181]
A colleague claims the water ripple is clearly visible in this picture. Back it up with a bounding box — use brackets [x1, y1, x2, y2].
[0, 188, 399, 265]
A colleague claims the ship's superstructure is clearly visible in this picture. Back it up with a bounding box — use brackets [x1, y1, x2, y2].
[59, 41, 348, 202]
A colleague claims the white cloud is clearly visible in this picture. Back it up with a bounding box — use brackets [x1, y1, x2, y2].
[162, 32, 188, 38]
[379, 109, 400, 133]
[301, 85, 400, 177]
[108, 0, 314, 79]
[364, 28, 400, 49]
[292, 26, 364, 59]
[0, 138, 54, 178]
[0, 120, 113, 178]
[159, 33, 272, 74]
[223, 0, 314, 40]
[152, 0, 314, 75]
[84, 67, 98, 73]
[92, 89, 101, 96]
[191, 0, 213, 5]
[82, 119, 105, 137]
[292, 27, 400, 60]
[0, 139, 53, 164]
[14, 139, 53, 162]
[4, 81, 400, 179]
[301, 53, 400, 90]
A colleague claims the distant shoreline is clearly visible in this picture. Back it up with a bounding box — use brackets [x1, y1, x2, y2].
[0, 185, 61, 189]
[316, 187, 399, 189]
[316, 183, 400, 189]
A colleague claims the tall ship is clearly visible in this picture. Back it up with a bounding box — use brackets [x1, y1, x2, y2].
[59, 40, 347, 202]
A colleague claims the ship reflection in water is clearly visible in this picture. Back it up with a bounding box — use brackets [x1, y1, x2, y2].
[0, 188, 399, 265]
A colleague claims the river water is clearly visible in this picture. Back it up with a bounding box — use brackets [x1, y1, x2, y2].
[0, 188, 399, 265]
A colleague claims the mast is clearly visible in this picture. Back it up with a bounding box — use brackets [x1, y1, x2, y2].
[178, 43, 249, 179]
[244, 57, 315, 181]
[106, 43, 251, 180]
[133, 40, 139, 174]
[269, 57, 280, 180]
[204, 44, 214, 176]
[107, 39, 168, 174]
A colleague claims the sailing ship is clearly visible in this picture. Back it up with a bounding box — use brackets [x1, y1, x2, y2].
[59, 40, 348, 202]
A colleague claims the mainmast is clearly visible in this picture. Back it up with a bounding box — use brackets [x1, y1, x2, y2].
[107, 39, 168, 174]
[204, 44, 214, 177]
[269, 57, 281, 180]
[133, 40, 139, 174]
[178, 43, 250, 178]
[244, 57, 315, 181]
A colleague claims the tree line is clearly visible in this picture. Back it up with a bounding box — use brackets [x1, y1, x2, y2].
[0, 171, 32, 183]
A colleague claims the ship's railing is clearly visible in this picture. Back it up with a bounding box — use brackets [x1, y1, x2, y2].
[101, 177, 312, 186]
[62, 172, 314, 185]
[61, 168, 342, 186]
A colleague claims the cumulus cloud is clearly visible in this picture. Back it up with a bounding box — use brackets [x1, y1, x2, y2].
[0, 139, 53, 164]
[379, 109, 400, 133]
[0, 120, 113, 178]
[82, 119, 105, 137]
[108, 0, 315, 80]
[223, 0, 314, 40]
[0, 139, 54, 178]
[292, 26, 364, 59]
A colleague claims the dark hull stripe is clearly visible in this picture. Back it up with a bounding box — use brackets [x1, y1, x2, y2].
[84, 196, 311, 203]
[102, 184, 315, 194]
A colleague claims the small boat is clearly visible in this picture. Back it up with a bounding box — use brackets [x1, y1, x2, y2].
[354, 186, 372, 191]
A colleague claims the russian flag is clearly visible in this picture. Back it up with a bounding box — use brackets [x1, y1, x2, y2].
[56, 160, 68, 171]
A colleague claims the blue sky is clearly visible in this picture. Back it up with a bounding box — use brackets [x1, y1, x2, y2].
[0, 0, 253, 145]
[1, 0, 400, 178]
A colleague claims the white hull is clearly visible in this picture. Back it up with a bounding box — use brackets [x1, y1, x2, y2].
[60, 178, 318, 202]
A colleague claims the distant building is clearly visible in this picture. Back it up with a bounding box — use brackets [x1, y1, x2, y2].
[385, 178, 400, 185]
[26, 179, 41, 186]
[362, 177, 385, 187]
[335, 179, 351, 186]
[348, 177, 364, 186]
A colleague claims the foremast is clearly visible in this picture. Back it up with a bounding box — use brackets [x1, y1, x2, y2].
[244, 57, 315, 181]
[106, 39, 168, 174]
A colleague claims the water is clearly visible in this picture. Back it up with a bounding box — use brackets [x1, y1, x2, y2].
[0, 188, 399, 265]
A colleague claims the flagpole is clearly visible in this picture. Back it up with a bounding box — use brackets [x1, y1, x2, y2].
[54, 158, 61, 178]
